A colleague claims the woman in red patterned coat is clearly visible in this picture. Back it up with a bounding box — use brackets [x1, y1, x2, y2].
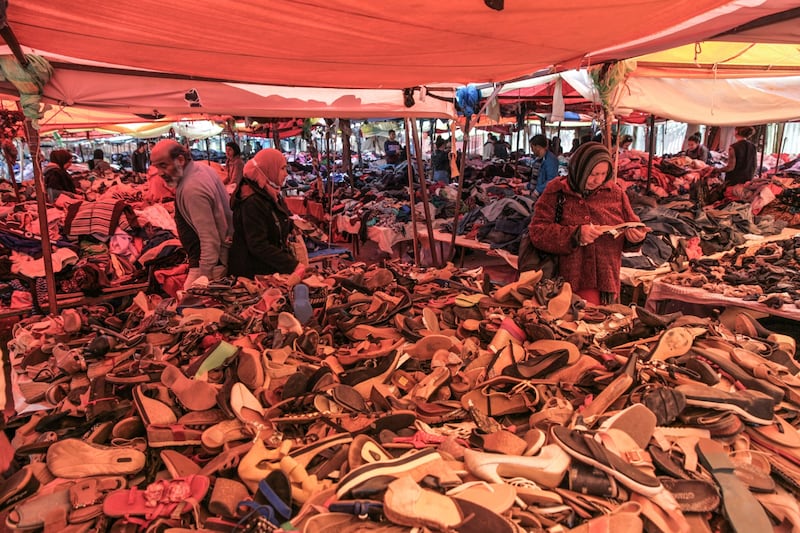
[529, 142, 648, 305]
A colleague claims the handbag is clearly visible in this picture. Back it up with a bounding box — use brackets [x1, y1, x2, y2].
[517, 190, 564, 278]
[286, 228, 309, 266]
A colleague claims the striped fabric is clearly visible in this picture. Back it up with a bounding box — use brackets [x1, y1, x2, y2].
[63, 200, 139, 241]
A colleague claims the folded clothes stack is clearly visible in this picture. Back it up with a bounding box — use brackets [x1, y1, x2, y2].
[2, 261, 799, 532]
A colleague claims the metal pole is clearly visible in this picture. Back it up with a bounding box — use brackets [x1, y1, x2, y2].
[646, 115, 656, 193]
[775, 136, 787, 177]
[404, 131, 420, 266]
[23, 119, 59, 315]
[407, 118, 438, 267]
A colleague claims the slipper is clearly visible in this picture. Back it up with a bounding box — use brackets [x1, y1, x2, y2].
[460, 376, 540, 417]
[599, 403, 657, 450]
[382, 475, 465, 531]
[747, 414, 800, 449]
[659, 478, 720, 513]
[293, 284, 314, 326]
[676, 384, 775, 425]
[160, 362, 220, 411]
[47, 438, 146, 478]
[160, 449, 201, 478]
[527, 339, 581, 364]
[208, 477, 250, 518]
[133, 383, 178, 426]
[649, 326, 696, 360]
[5, 484, 71, 531]
[186, 340, 240, 379]
[0, 463, 46, 513]
[551, 426, 662, 496]
[447, 482, 516, 515]
[103, 475, 210, 522]
[696, 437, 773, 533]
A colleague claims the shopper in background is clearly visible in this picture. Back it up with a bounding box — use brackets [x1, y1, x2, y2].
[44, 149, 76, 202]
[717, 126, 757, 187]
[566, 138, 580, 156]
[384, 130, 402, 165]
[619, 134, 634, 152]
[151, 139, 232, 289]
[529, 134, 559, 200]
[229, 148, 305, 281]
[493, 135, 510, 160]
[482, 134, 496, 160]
[132, 142, 149, 174]
[529, 142, 647, 305]
[684, 133, 709, 162]
[432, 137, 451, 184]
[91, 149, 112, 177]
[550, 136, 563, 156]
[224, 141, 244, 186]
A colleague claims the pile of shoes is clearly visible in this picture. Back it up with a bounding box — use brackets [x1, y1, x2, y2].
[661, 235, 800, 308]
[2, 261, 800, 532]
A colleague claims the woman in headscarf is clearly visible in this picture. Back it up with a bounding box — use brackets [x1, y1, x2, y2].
[44, 149, 76, 202]
[229, 148, 305, 279]
[528, 142, 647, 304]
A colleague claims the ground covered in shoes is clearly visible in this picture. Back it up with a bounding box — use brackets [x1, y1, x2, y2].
[3, 261, 800, 532]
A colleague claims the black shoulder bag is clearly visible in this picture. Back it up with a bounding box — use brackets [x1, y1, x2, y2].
[517, 191, 565, 278]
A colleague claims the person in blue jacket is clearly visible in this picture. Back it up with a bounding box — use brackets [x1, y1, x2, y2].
[529, 134, 559, 200]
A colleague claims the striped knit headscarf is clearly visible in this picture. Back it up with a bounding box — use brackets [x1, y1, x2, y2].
[567, 142, 613, 196]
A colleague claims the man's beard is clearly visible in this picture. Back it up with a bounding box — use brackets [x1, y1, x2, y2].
[163, 161, 184, 186]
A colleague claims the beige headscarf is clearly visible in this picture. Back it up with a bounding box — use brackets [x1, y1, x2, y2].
[243, 148, 287, 191]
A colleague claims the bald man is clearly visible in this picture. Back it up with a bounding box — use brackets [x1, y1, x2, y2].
[151, 139, 233, 288]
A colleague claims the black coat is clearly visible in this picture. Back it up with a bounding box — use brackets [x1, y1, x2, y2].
[229, 180, 298, 277]
[44, 166, 75, 193]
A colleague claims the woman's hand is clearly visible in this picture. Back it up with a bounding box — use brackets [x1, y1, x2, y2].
[579, 224, 604, 246]
[624, 226, 649, 242]
[286, 262, 307, 287]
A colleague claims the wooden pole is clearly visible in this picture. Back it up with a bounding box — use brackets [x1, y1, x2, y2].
[447, 117, 469, 263]
[404, 130, 420, 266]
[646, 114, 656, 193]
[407, 118, 438, 267]
[757, 124, 766, 178]
[23, 119, 59, 315]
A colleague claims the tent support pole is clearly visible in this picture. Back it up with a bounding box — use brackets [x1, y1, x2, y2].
[0, 25, 29, 67]
[757, 124, 766, 178]
[403, 128, 420, 266]
[407, 118, 438, 267]
[447, 117, 468, 264]
[23, 119, 58, 315]
[646, 114, 656, 193]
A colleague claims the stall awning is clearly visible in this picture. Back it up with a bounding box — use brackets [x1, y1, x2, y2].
[7, 0, 743, 89]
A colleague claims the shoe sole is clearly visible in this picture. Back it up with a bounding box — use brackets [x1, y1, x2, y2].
[335, 447, 440, 498]
[683, 398, 773, 425]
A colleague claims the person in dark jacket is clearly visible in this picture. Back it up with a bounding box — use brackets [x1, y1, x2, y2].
[431, 137, 450, 184]
[132, 142, 149, 174]
[44, 149, 76, 202]
[529, 142, 647, 305]
[718, 126, 757, 188]
[229, 148, 305, 280]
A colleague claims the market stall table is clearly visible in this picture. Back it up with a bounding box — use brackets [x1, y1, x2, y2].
[645, 278, 800, 322]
